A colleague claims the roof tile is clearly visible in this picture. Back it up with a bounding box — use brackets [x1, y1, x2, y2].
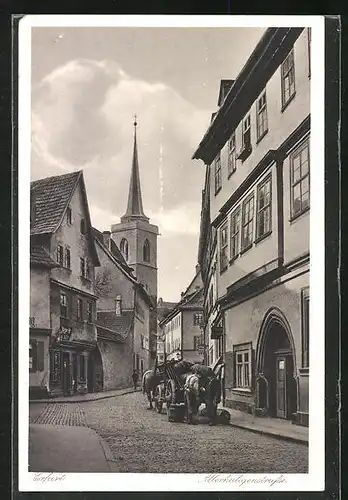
[30, 243, 59, 268]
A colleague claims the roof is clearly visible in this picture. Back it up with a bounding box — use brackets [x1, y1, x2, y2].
[93, 228, 130, 271]
[31, 171, 81, 235]
[96, 325, 124, 343]
[97, 310, 134, 339]
[192, 28, 304, 164]
[217, 80, 235, 107]
[159, 286, 204, 327]
[121, 120, 149, 223]
[31, 171, 100, 266]
[30, 243, 59, 268]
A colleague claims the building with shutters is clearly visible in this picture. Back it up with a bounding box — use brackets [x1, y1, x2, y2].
[159, 266, 204, 364]
[30, 170, 100, 398]
[194, 28, 311, 426]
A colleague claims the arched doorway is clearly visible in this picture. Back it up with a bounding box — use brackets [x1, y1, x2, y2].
[87, 346, 104, 393]
[256, 308, 298, 420]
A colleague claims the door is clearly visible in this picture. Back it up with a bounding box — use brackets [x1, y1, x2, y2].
[72, 353, 78, 393]
[62, 352, 71, 396]
[276, 356, 287, 418]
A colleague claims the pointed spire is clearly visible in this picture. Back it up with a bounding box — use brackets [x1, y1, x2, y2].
[121, 116, 149, 223]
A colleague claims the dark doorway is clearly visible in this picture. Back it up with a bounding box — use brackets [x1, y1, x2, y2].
[88, 347, 103, 393]
[62, 352, 70, 396]
[72, 353, 78, 394]
[261, 320, 297, 420]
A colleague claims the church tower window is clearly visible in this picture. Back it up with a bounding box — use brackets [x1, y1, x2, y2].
[143, 239, 150, 263]
[120, 238, 129, 261]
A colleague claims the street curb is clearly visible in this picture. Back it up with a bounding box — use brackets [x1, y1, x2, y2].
[29, 388, 140, 404]
[96, 434, 119, 472]
[229, 422, 308, 446]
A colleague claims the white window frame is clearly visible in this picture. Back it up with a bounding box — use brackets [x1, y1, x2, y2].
[227, 132, 236, 177]
[219, 223, 228, 272]
[65, 246, 71, 269]
[241, 193, 254, 252]
[256, 174, 272, 240]
[242, 115, 251, 149]
[57, 244, 64, 266]
[230, 207, 240, 261]
[233, 343, 252, 390]
[214, 154, 222, 194]
[256, 91, 268, 141]
[60, 293, 68, 318]
[290, 139, 310, 219]
[281, 48, 296, 108]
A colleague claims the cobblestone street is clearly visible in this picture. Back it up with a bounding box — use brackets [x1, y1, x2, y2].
[30, 391, 308, 473]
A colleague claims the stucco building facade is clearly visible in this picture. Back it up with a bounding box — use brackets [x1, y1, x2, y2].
[194, 28, 311, 426]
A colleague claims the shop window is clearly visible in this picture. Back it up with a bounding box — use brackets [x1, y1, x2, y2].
[79, 354, 86, 381]
[51, 350, 61, 382]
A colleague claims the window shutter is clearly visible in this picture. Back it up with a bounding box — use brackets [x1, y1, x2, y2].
[37, 341, 45, 372]
[31, 340, 38, 373]
[224, 351, 234, 390]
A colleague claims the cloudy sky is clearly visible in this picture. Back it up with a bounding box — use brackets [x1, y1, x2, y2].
[31, 26, 265, 301]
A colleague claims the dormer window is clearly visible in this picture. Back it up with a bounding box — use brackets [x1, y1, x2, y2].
[80, 219, 86, 235]
[120, 238, 129, 261]
[66, 207, 72, 225]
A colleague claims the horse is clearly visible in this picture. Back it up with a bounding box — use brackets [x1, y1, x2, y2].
[141, 370, 160, 409]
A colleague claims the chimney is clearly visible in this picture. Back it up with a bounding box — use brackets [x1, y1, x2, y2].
[195, 263, 201, 275]
[102, 231, 111, 250]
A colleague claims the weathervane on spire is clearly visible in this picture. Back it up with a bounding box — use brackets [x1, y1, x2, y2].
[134, 114, 137, 128]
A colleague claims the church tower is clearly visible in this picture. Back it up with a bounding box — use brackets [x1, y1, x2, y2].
[111, 117, 159, 305]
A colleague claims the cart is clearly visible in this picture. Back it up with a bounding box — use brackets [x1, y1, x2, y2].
[153, 359, 188, 422]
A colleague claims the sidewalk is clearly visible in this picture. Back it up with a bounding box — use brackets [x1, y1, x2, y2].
[220, 405, 308, 445]
[30, 386, 140, 404]
[29, 424, 117, 472]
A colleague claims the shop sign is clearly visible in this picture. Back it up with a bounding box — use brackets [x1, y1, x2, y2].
[56, 326, 72, 343]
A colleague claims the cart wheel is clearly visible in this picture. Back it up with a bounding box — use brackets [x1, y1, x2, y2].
[165, 380, 176, 422]
[155, 385, 163, 414]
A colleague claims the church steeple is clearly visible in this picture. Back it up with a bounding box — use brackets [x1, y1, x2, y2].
[121, 116, 149, 223]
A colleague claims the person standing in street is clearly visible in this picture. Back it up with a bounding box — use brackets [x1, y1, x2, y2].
[132, 369, 139, 391]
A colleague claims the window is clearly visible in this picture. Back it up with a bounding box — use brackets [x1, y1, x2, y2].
[29, 340, 44, 373]
[65, 247, 71, 269]
[281, 49, 296, 108]
[80, 219, 86, 234]
[57, 245, 64, 266]
[80, 257, 89, 279]
[120, 238, 129, 261]
[301, 288, 310, 368]
[241, 194, 254, 251]
[290, 140, 310, 218]
[193, 313, 203, 326]
[66, 207, 72, 225]
[242, 115, 251, 150]
[227, 133, 236, 177]
[230, 208, 240, 260]
[214, 154, 222, 194]
[219, 223, 228, 272]
[307, 28, 311, 77]
[256, 92, 268, 141]
[77, 298, 83, 320]
[256, 176, 272, 239]
[87, 301, 93, 322]
[234, 344, 252, 389]
[194, 335, 202, 350]
[143, 239, 150, 262]
[79, 354, 86, 380]
[60, 293, 68, 318]
[116, 295, 122, 316]
[51, 350, 61, 382]
[141, 359, 144, 374]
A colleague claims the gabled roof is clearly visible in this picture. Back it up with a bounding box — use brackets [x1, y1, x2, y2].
[159, 278, 204, 327]
[97, 310, 134, 340]
[93, 227, 130, 272]
[31, 171, 81, 235]
[31, 171, 100, 266]
[30, 243, 59, 268]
